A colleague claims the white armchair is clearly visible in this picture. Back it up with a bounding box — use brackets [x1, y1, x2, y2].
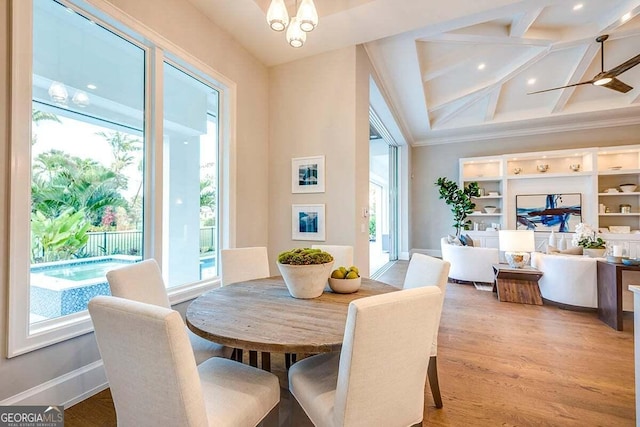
[440, 237, 499, 284]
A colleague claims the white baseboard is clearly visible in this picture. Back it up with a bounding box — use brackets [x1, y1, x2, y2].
[399, 251, 410, 260]
[0, 360, 107, 408]
[410, 248, 442, 258]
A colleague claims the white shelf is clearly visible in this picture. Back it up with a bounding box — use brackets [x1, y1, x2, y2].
[598, 169, 640, 176]
[473, 195, 503, 199]
[598, 192, 640, 196]
[506, 171, 590, 180]
[599, 213, 640, 216]
[462, 176, 502, 182]
[468, 213, 502, 217]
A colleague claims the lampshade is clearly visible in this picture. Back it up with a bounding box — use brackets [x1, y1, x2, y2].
[286, 16, 306, 48]
[297, 0, 318, 32]
[499, 230, 535, 252]
[499, 230, 535, 268]
[266, 0, 289, 31]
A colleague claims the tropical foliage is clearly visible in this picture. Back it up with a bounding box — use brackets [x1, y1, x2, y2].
[31, 208, 90, 262]
[30, 110, 217, 263]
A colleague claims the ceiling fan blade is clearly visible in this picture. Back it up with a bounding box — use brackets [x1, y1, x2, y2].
[606, 53, 640, 78]
[601, 77, 633, 93]
[527, 81, 592, 95]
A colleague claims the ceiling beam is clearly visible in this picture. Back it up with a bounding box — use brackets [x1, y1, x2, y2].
[598, 0, 640, 33]
[433, 48, 549, 127]
[509, 8, 543, 38]
[632, 91, 640, 104]
[430, 47, 549, 113]
[485, 86, 501, 121]
[416, 32, 552, 46]
[551, 43, 600, 113]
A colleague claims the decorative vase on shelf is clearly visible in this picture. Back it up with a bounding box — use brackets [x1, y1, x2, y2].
[583, 248, 606, 258]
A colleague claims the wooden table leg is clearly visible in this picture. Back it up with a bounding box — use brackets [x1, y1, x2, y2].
[261, 352, 271, 372]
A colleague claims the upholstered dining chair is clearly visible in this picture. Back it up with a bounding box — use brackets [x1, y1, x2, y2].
[106, 259, 232, 364]
[221, 247, 270, 286]
[288, 286, 442, 427]
[311, 245, 354, 270]
[403, 253, 451, 408]
[221, 247, 271, 366]
[89, 296, 280, 427]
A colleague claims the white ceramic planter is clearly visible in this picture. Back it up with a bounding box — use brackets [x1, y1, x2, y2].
[583, 248, 606, 258]
[277, 261, 334, 299]
[328, 277, 361, 294]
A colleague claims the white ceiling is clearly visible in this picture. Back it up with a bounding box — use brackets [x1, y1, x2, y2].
[186, 0, 640, 145]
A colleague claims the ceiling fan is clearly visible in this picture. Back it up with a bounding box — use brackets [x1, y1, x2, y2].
[528, 34, 640, 95]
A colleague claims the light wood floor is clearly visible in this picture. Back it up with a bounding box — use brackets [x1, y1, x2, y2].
[65, 261, 636, 426]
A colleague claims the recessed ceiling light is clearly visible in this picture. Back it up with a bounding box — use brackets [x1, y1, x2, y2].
[477, 63, 486, 70]
[573, 3, 583, 11]
[527, 78, 536, 85]
[86, 84, 97, 90]
[621, 12, 632, 22]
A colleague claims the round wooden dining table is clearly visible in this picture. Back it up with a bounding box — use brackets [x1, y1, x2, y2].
[186, 276, 398, 368]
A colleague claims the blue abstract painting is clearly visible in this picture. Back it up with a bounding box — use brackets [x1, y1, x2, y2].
[516, 193, 582, 232]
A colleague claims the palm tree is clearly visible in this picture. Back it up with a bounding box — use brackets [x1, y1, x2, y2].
[31, 108, 61, 145]
[95, 131, 142, 188]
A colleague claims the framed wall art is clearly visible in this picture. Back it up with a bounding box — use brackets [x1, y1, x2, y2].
[292, 155, 325, 193]
[292, 204, 325, 241]
[516, 193, 582, 232]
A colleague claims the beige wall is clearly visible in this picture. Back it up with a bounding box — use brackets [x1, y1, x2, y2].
[0, 0, 268, 402]
[411, 125, 640, 252]
[268, 46, 372, 276]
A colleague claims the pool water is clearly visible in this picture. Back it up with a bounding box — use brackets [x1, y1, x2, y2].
[30, 256, 140, 319]
[38, 261, 132, 281]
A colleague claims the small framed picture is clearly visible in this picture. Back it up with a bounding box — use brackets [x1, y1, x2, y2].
[292, 204, 325, 241]
[292, 156, 325, 193]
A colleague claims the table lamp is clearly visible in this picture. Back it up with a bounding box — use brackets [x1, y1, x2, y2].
[499, 230, 535, 268]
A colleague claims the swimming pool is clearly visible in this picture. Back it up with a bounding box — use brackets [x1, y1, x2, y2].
[30, 256, 140, 319]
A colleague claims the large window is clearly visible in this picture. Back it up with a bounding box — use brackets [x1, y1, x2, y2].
[162, 62, 220, 286]
[9, 0, 229, 356]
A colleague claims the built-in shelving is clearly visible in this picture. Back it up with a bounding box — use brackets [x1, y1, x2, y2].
[460, 144, 640, 234]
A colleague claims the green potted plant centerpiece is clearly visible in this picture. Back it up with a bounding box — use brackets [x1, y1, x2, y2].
[435, 177, 480, 237]
[277, 248, 334, 298]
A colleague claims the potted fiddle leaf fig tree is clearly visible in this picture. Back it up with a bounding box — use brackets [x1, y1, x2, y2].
[435, 177, 480, 237]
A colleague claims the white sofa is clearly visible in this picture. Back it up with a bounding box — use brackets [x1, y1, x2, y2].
[531, 252, 598, 308]
[440, 237, 499, 284]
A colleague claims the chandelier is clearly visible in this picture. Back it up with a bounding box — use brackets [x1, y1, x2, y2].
[266, 0, 318, 48]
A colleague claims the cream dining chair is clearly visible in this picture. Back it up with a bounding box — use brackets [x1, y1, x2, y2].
[105, 259, 232, 364]
[89, 296, 280, 427]
[221, 247, 270, 286]
[311, 245, 353, 270]
[221, 247, 271, 367]
[403, 252, 451, 408]
[288, 286, 442, 427]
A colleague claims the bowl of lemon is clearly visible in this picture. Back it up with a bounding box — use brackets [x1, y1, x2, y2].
[328, 266, 361, 294]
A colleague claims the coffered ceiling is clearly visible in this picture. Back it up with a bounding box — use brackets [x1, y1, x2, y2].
[186, 0, 640, 145]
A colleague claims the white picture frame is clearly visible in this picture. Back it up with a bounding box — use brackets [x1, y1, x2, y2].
[292, 204, 326, 241]
[292, 155, 325, 193]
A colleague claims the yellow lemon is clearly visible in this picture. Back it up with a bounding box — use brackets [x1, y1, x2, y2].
[345, 271, 359, 279]
[331, 269, 346, 279]
[348, 266, 359, 275]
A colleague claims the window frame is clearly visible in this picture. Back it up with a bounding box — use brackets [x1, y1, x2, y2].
[7, 0, 237, 357]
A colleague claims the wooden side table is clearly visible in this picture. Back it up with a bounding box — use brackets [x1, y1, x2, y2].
[492, 264, 543, 305]
[596, 260, 640, 331]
